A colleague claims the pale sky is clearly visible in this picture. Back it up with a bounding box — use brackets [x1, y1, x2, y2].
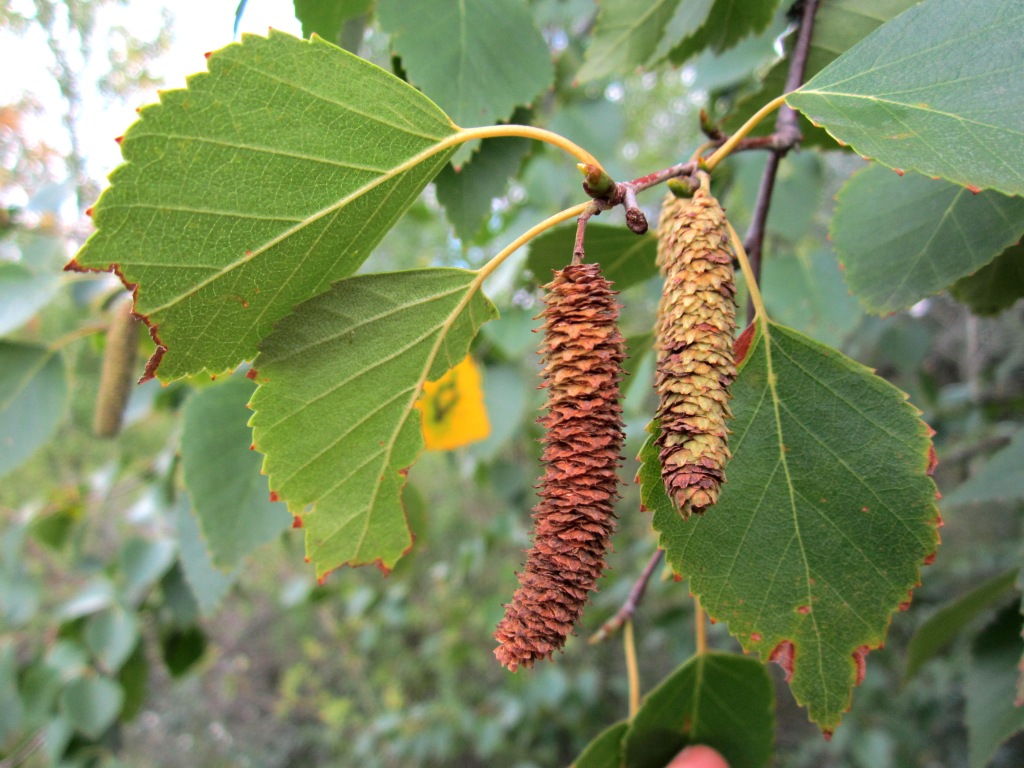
[2, 0, 304, 207]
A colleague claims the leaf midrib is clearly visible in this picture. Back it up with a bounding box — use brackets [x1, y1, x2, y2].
[804, 9, 1023, 93]
[758, 319, 826, 689]
[323, 273, 487, 563]
[144, 137, 460, 317]
[794, 91, 1024, 139]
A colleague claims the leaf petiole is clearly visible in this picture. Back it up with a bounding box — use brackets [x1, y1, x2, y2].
[725, 218, 770, 323]
[703, 94, 788, 171]
[475, 202, 591, 282]
[695, 597, 708, 655]
[625, 620, 641, 718]
[451, 124, 604, 172]
[49, 323, 106, 352]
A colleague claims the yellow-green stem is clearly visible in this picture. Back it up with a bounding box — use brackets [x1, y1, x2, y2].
[694, 597, 707, 655]
[476, 202, 590, 282]
[725, 219, 768, 321]
[625, 619, 641, 718]
[689, 140, 717, 165]
[49, 323, 106, 351]
[452, 124, 603, 172]
[703, 94, 788, 171]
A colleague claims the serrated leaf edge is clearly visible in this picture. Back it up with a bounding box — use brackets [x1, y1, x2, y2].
[639, 319, 941, 731]
[251, 269, 497, 576]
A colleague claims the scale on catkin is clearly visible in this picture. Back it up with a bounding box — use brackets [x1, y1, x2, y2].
[654, 174, 738, 518]
[494, 263, 625, 671]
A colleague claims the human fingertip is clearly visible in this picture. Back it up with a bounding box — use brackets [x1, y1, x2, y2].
[665, 744, 730, 768]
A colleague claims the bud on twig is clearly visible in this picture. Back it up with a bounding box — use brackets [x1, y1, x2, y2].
[654, 179, 737, 517]
[495, 263, 625, 671]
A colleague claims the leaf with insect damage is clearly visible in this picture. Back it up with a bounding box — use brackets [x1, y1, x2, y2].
[71, 31, 459, 381]
[249, 269, 496, 576]
[639, 319, 940, 732]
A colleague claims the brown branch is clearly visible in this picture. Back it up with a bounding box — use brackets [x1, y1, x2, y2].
[743, 152, 782, 324]
[590, 548, 664, 644]
[742, 0, 820, 324]
[0, 732, 44, 768]
[627, 160, 699, 194]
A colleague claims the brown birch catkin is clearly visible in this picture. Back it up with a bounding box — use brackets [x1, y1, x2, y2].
[93, 298, 140, 438]
[654, 176, 738, 518]
[494, 263, 625, 671]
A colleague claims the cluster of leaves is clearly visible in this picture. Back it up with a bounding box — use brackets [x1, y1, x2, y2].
[2, 0, 1024, 765]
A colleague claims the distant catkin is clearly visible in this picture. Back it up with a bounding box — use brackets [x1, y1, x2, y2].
[93, 298, 139, 438]
[654, 179, 738, 518]
[494, 263, 625, 672]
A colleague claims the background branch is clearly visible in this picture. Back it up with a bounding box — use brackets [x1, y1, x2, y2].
[591, 548, 665, 644]
[742, 0, 821, 324]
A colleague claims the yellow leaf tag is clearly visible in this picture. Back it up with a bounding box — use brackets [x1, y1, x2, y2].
[416, 355, 491, 451]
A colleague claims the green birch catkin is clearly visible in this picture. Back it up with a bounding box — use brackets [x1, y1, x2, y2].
[93, 298, 139, 438]
[494, 263, 625, 671]
[654, 175, 737, 518]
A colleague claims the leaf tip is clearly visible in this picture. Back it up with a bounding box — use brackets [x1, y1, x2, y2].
[269, 490, 280, 502]
[291, 515, 303, 529]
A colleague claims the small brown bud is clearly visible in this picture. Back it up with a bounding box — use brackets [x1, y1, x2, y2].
[654, 179, 737, 517]
[495, 263, 625, 671]
[93, 298, 139, 437]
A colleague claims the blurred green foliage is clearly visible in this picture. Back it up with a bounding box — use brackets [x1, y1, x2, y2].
[2, 0, 1023, 766]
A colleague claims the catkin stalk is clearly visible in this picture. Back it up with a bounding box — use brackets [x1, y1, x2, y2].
[494, 263, 625, 671]
[654, 177, 738, 517]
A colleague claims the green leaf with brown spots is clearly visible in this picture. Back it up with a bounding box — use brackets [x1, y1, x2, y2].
[72, 31, 458, 381]
[639, 320, 940, 732]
